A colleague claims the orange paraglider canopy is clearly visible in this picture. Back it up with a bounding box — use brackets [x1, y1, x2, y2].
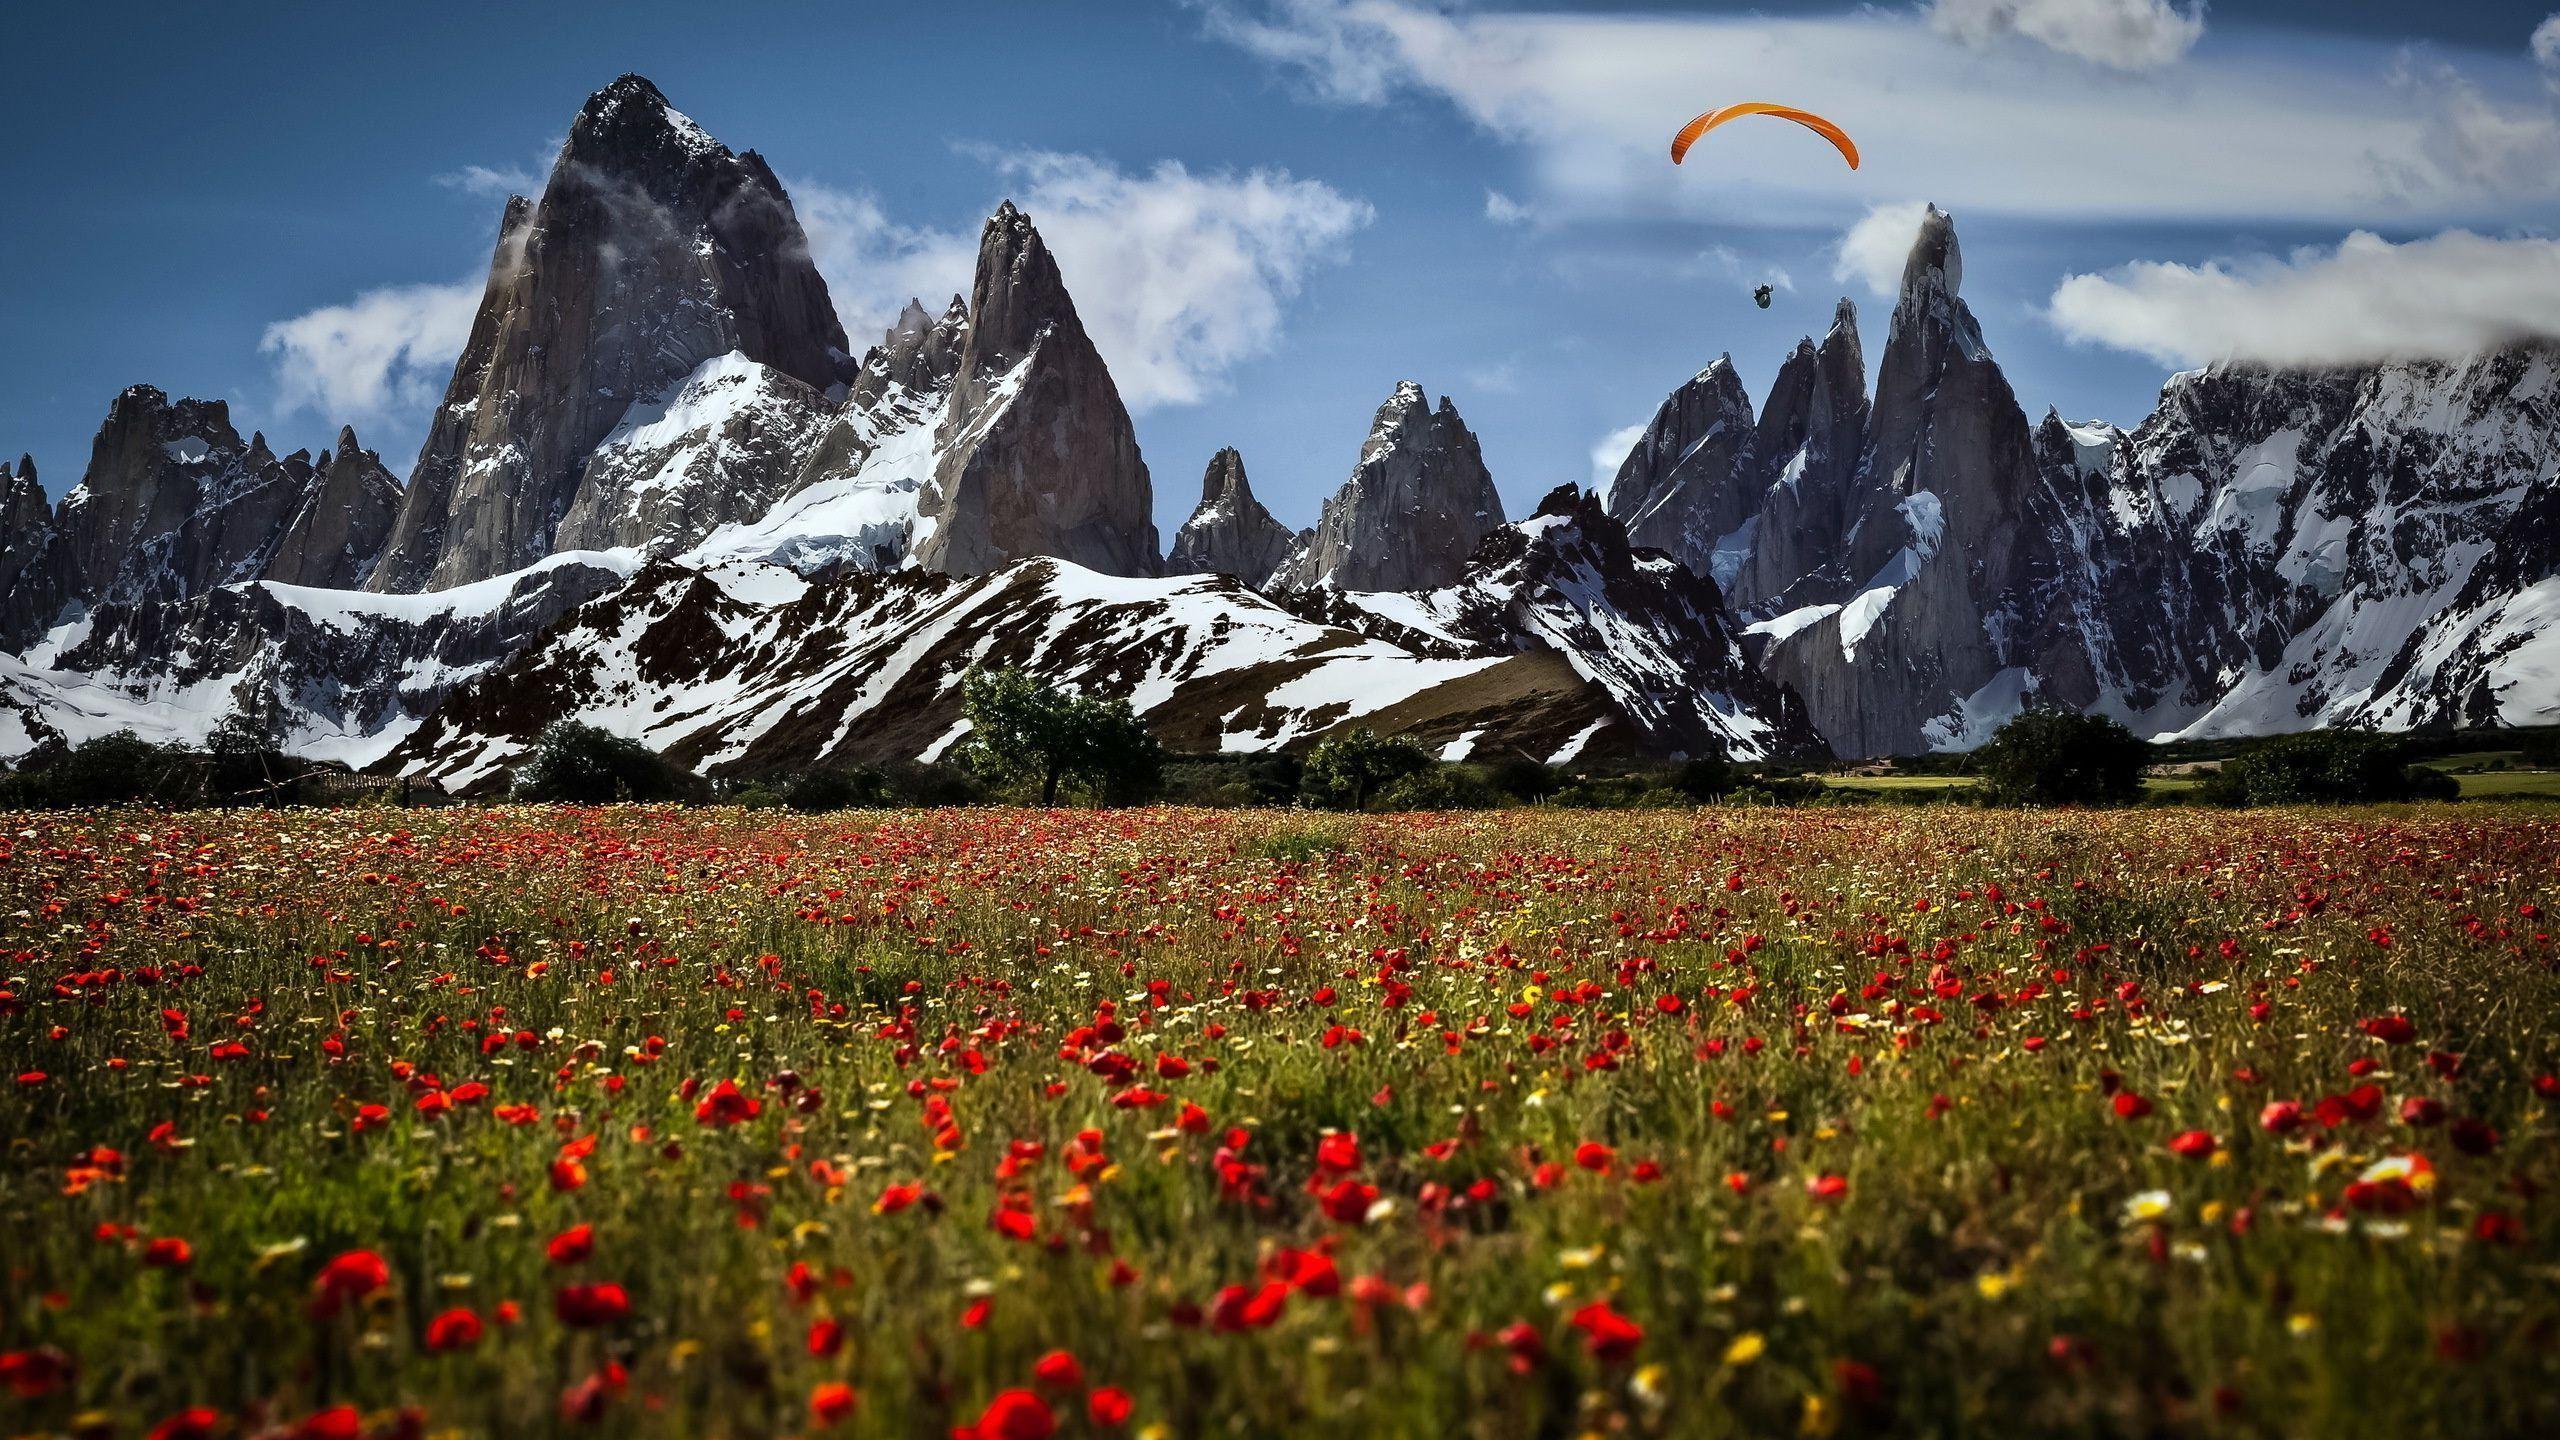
[1670, 103, 1860, 170]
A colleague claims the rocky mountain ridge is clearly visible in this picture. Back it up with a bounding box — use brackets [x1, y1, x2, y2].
[1602, 206, 2560, 755]
[8, 72, 2559, 778]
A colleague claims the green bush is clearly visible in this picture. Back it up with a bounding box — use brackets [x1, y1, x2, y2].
[1301, 729, 1431, 810]
[513, 721, 690, 804]
[785, 767, 891, 812]
[1675, 754, 1738, 802]
[1486, 755, 1562, 803]
[1160, 754, 1303, 807]
[1975, 710, 2151, 807]
[28, 732, 189, 808]
[880, 760, 987, 808]
[2201, 732, 2462, 806]
[1373, 763, 1498, 811]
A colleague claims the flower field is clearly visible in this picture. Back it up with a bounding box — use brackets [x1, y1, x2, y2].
[4, 805, 2558, 1439]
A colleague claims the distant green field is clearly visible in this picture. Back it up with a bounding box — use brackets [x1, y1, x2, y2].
[1812, 759, 2560, 802]
[1817, 773, 1975, 792]
[2455, 769, 2560, 799]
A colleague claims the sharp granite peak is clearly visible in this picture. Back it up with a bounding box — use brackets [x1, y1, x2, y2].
[371, 73, 852, 593]
[7, 73, 2559, 776]
[910, 201, 1160, 579]
[1272, 381, 1507, 592]
[1169, 449, 1299, 586]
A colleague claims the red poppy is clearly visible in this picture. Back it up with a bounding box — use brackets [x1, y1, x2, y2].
[0, 1347, 73, 1399]
[547, 1223, 595, 1266]
[809, 1381, 859, 1427]
[143, 1236, 193, 1269]
[553, 1282, 631, 1328]
[1569, 1299, 1644, 1362]
[1031, 1349, 1085, 1393]
[693, 1078, 763, 1126]
[1087, 1386, 1134, 1428]
[1315, 1132, 1361, 1174]
[148, 1407, 222, 1440]
[2111, 1092, 2152, 1121]
[294, 1406, 362, 1440]
[311, 1249, 391, 1317]
[2360, 1015, 2418, 1045]
[425, 1307, 484, 1352]
[2166, 1130, 2219, 1160]
[959, 1388, 1055, 1440]
[1806, 1173, 1849, 1203]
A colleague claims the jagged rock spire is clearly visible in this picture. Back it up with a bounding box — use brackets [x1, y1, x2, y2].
[370, 74, 851, 592]
[1270, 382, 1505, 592]
[912, 203, 1160, 578]
[1603, 354, 1758, 577]
[1169, 448, 1297, 585]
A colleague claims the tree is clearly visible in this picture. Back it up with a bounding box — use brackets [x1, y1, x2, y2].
[2200, 732, 2460, 807]
[1300, 728, 1431, 811]
[205, 712, 288, 805]
[1975, 710, 2150, 807]
[1675, 753, 1738, 803]
[958, 668, 1164, 807]
[514, 721, 689, 804]
[784, 766, 891, 812]
[28, 731, 183, 808]
[1488, 755, 1562, 804]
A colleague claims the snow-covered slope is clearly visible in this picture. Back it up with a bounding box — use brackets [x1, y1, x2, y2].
[0, 551, 639, 766]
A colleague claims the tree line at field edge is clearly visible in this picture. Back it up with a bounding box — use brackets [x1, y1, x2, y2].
[0, 669, 2499, 811]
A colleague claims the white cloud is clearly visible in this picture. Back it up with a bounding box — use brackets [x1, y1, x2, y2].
[1922, 0, 2205, 72]
[2536, 15, 2560, 84]
[436, 163, 539, 200]
[799, 153, 1372, 412]
[1484, 189, 1532, 226]
[261, 280, 480, 425]
[2048, 229, 2560, 368]
[1835, 202, 1937, 298]
[1591, 421, 1646, 492]
[2392, 57, 2560, 201]
[791, 184, 982, 342]
[1193, 0, 2560, 225]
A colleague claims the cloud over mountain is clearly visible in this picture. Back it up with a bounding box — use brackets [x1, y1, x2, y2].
[2049, 229, 2560, 368]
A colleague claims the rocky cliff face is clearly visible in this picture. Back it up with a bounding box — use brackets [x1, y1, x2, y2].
[1732, 302, 1868, 610]
[1168, 449, 1299, 584]
[371, 74, 850, 592]
[266, 428, 401, 590]
[912, 203, 1159, 577]
[0, 388, 402, 649]
[1601, 204, 2560, 756]
[550, 353, 836, 556]
[1316, 484, 1825, 761]
[1751, 206, 2057, 757]
[1604, 356, 1759, 582]
[1273, 382, 1505, 592]
[2080, 345, 2560, 737]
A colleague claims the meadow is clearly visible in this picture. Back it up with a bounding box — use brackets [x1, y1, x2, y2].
[3, 804, 2556, 1439]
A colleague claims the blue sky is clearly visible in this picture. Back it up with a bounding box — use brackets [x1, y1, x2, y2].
[9, 0, 2560, 543]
